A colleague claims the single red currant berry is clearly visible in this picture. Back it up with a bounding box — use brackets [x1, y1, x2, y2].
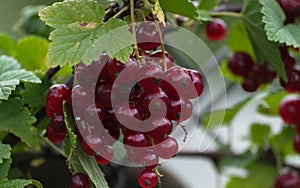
[205, 18, 227, 41]
[136, 22, 162, 50]
[280, 67, 300, 92]
[186, 69, 204, 97]
[140, 150, 159, 167]
[242, 77, 260, 92]
[167, 98, 193, 122]
[70, 172, 91, 188]
[150, 50, 174, 69]
[279, 95, 300, 125]
[154, 136, 178, 159]
[84, 104, 106, 125]
[72, 85, 92, 109]
[46, 114, 67, 143]
[274, 172, 300, 188]
[123, 132, 149, 147]
[146, 118, 172, 140]
[94, 146, 114, 165]
[138, 168, 158, 188]
[115, 102, 144, 130]
[95, 82, 113, 108]
[46, 84, 71, 117]
[228, 52, 254, 77]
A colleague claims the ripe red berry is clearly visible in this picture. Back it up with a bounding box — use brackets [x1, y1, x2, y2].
[46, 84, 71, 117]
[205, 18, 227, 41]
[146, 118, 172, 141]
[280, 67, 300, 92]
[279, 95, 300, 125]
[276, 0, 300, 20]
[150, 50, 174, 69]
[274, 172, 300, 188]
[186, 69, 204, 97]
[82, 134, 107, 155]
[228, 52, 254, 77]
[123, 132, 149, 147]
[138, 168, 158, 188]
[167, 98, 193, 122]
[72, 85, 91, 109]
[154, 136, 178, 159]
[46, 114, 67, 143]
[242, 77, 260, 92]
[94, 146, 114, 165]
[136, 22, 162, 50]
[70, 173, 90, 188]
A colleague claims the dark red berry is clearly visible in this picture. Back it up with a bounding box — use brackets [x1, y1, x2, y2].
[167, 98, 193, 122]
[186, 69, 204, 97]
[154, 136, 178, 159]
[280, 67, 300, 92]
[72, 85, 92, 109]
[276, 0, 300, 20]
[146, 118, 172, 140]
[275, 172, 300, 188]
[123, 132, 149, 147]
[150, 50, 174, 69]
[205, 18, 227, 41]
[95, 82, 113, 108]
[228, 52, 254, 77]
[279, 95, 300, 125]
[82, 134, 107, 154]
[94, 146, 114, 165]
[70, 173, 90, 188]
[242, 77, 259, 92]
[136, 22, 162, 50]
[46, 114, 67, 143]
[46, 84, 71, 117]
[138, 168, 158, 188]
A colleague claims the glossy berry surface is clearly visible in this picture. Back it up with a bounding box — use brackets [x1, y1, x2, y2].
[205, 18, 227, 41]
[150, 50, 174, 69]
[136, 22, 162, 50]
[228, 52, 254, 77]
[279, 95, 300, 125]
[46, 114, 67, 143]
[46, 84, 71, 117]
[274, 172, 300, 188]
[70, 173, 91, 188]
[154, 136, 178, 159]
[138, 168, 158, 188]
[242, 77, 259, 92]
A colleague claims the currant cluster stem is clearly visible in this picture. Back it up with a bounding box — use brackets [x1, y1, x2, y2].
[130, 0, 141, 64]
[155, 21, 167, 72]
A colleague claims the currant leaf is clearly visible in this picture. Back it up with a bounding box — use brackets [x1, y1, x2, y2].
[259, 0, 300, 48]
[63, 102, 77, 151]
[198, 0, 221, 10]
[0, 55, 41, 100]
[159, 0, 198, 19]
[0, 179, 43, 188]
[0, 159, 11, 179]
[242, 0, 287, 80]
[76, 146, 109, 188]
[0, 144, 11, 164]
[0, 98, 41, 151]
[40, 0, 133, 66]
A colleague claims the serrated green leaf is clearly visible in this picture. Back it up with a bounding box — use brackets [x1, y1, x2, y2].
[198, 0, 221, 10]
[242, 0, 286, 80]
[259, 0, 300, 48]
[203, 97, 251, 129]
[82, 18, 133, 64]
[15, 36, 48, 71]
[0, 34, 16, 56]
[0, 144, 11, 164]
[0, 56, 41, 100]
[270, 126, 295, 156]
[76, 146, 109, 188]
[226, 163, 276, 188]
[249, 123, 270, 146]
[39, 0, 105, 28]
[257, 91, 286, 116]
[0, 159, 11, 179]
[21, 71, 52, 113]
[0, 178, 43, 188]
[0, 98, 41, 151]
[63, 102, 77, 150]
[159, 0, 198, 19]
[227, 22, 255, 58]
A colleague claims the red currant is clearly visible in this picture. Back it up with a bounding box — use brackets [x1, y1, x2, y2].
[46, 84, 71, 117]
[70, 172, 90, 188]
[136, 22, 162, 50]
[275, 172, 300, 188]
[154, 136, 178, 159]
[138, 168, 158, 188]
[279, 95, 300, 125]
[94, 146, 114, 165]
[228, 52, 254, 77]
[46, 114, 67, 143]
[205, 18, 227, 41]
[150, 50, 174, 69]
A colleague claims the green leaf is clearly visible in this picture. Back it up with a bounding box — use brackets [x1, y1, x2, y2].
[0, 144, 11, 164]
[198, 0, 221, 10]
[21, 71, 52, 113]
[227, 22, 255, 58]
[195, 10, 213, 22]
[15, 36, 48, 71]
[259, 0, 300, 48]
[159, 0, 198, 19]
[257, 91, 286, 116]
[0, 56, 41, 100]
[0, 159, 11, 179]
[76, 146, 109, 188]
[0, 178, 43, 188]
[82, 18, 134, 64]
[226, 163, 276, 188]
[203, 97, 251, 129]
[0, 34, 16, 56]
[63, 102, 77, 151]
[40, 0, 133, 66]
[39, 0, 105, 28]
[0, 98, 41, 151]
[242, 0, 286, 80]
[270, 126, 295, 156]
[249, 123, 270, 146]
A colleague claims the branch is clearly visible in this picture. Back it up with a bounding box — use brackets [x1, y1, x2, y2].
[45, 66, 60, 79]
[212, 4, 243, 13]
